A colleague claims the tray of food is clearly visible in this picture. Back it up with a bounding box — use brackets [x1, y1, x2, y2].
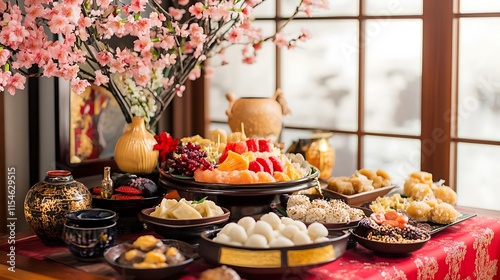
[322, 169, 397, 206]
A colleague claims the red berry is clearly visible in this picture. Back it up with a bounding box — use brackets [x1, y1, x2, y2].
[256, 157, 274, 174]
[248, 160, 264, 173]
[258, 139, 272, 152]
[92, 186, 101, 195]
[246, 138, 259, 152]
[115, 186, 143, 195]
[233, 141, 248, 154]
[268, 156, 284, 172]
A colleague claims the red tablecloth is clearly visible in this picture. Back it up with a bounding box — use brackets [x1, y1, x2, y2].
[2, 216, 499, 280]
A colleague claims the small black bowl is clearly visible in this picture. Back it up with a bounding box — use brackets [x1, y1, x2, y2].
[63, 220, 117, 261]
[66, 208, 117, 227]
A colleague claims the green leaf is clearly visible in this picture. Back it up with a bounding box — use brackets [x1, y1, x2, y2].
[192, 196, 207, 204]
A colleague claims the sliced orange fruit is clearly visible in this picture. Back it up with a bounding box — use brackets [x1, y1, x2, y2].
[218, 150, 250, 171]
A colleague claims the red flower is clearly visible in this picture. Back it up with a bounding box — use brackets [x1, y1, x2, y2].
[153, 132, 179, 163]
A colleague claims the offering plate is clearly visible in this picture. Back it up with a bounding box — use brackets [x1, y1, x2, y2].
[158, 167, 320, 220]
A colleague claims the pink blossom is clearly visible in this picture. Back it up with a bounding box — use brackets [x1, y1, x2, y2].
[188, 68, 201, 81]
[189, 2, 205, 19]
[97, 0, 112, 9]
[227, 27, 243, 44]
[96, 51, 113, 66]
[12, 51, 34, 69]
[175, 84, 186, 97]
[169, 7, 186, 21]
[245, 0, 263, 7]
[94, 70, 109, 86]
[130, 0, 147, 13]
[242, 55, 256, 64]
[6, 73, 26, 95]
[0, 1, 6, 13]
[299, 28, 311, 41]
[71, 78, 91, 95]
[134, 36, 153, 54]
[0, 49, 11, 66]
[178, 0, 190, 6]
[273, 33, 288, 48]
[48, 14, 70, 34]
[203, 66, 215, 78]
[42, 61, 59, 78]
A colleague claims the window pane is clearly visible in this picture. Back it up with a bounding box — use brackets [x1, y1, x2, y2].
[209, 22, 276, 122]
[457, 18, 500, 140]
[460, 0, 500, 13]
[281, 20, 359, 131]
[364, 19, 422, 135]
[281, 0, 359, 17]
[364, 0, 422, 16]
[457, 143, 500, 211]
[282, 129, 357, 177]
[363, 136, 421, 187]
[253, 0, 276, 18]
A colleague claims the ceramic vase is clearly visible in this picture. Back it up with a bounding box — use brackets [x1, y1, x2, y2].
[114, 117, 158, 174]
[225, 89, 291, 142]
[24, 170, 92, 245]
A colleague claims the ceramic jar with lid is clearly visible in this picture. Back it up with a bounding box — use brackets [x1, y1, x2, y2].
[24, 170, 92, 245]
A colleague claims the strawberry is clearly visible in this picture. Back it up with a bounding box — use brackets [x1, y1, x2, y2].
[268, 156, 284, 172]
[233, 141, 248, 154]
[248, 160, 264, 173]
[258, 139, 272, 152]
[116, 195, 144, 200]
[246, 138, 259, 152]
[92, 186, 101, 195]
[256, 157, 274, 174]
[115, 186, 143, 195]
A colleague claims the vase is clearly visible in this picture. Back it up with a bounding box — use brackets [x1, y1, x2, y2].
[24, 170, 92, 245]
[114, 117, 158, 174]
[225, 89, 291, 142]
[305, 134, 335, 181]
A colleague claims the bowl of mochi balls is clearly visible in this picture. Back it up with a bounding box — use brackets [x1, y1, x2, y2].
[198, 212, 350, 275]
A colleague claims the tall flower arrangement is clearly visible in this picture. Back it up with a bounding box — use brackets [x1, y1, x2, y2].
[0, 0, 327, 128]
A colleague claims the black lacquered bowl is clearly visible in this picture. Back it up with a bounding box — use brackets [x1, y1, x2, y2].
[198, 228, 350, 275]
[104, 239, 194, 280]
[351, 228, 430, 256]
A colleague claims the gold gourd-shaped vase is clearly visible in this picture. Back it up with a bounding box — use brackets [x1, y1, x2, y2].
[114, 117, 158, 174]
[305, 133, 335, 181]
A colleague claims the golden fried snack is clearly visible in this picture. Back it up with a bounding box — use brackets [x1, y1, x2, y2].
[409, 183, 435, 201]
[430, 202, 459, 224]
[404, 171, 433, 197]
[327, 176, 355, 195]
[405, 201, 432, 222]
[358, 168, 377, 180]
[433, 185, 457, 205]
[350, 174, 374, 193]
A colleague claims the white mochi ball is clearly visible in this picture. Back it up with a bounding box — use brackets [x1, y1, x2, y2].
[269, 236, 294, 248]
[292, 231, 312, 245]
[213, 233, 231, 245]
[293, 220, 308, 232]
[245, 234, 269, 248]
[307, 222, 329, 240]
[280, 224, 300, 240]
[280, 217, 295, 226]
[219, 222, 238, 235]
[252, 220, 274, 242]
[260, 212, 282, 230]
[226, 224, 248, 244]
[278, 223, 286, 231]
[229, 241, 243, 247]
[238, 217, 256, 233]
[314, 236, 330, 243]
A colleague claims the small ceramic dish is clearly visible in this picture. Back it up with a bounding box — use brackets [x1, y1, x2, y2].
[351, 229, 430, 256]
[140, 207, 230, 227]
[198, 228, 350, 275]
[104, 239, 195, 280]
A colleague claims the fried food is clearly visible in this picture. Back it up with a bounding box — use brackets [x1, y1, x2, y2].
[326, 168, 392, 195]
[433, 185, 457, 205]
[430, 202, 460, 224]
[200, 265, 241, 280]
[405, 201, 432, 222]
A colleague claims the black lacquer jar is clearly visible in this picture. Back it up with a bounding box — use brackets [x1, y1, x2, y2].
[24, 170, 92, 245]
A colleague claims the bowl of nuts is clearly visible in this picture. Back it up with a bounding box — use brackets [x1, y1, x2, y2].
[351, 211, 431, 256]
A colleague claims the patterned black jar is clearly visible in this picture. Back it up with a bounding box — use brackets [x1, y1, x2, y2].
[24, 170, 92, 245]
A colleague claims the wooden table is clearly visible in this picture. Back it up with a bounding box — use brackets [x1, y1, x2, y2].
[1, 206, 499, 280]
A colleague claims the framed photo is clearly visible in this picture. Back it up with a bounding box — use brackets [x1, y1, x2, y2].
[56, 83, 127, 178]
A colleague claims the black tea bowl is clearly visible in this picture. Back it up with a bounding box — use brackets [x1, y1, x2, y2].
[62, 219, 117, 261]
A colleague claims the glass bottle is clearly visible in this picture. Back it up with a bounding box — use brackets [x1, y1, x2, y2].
[101, 166, 113, 199]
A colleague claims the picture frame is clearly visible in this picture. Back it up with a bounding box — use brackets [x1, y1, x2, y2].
[56, 82, 127, 178]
